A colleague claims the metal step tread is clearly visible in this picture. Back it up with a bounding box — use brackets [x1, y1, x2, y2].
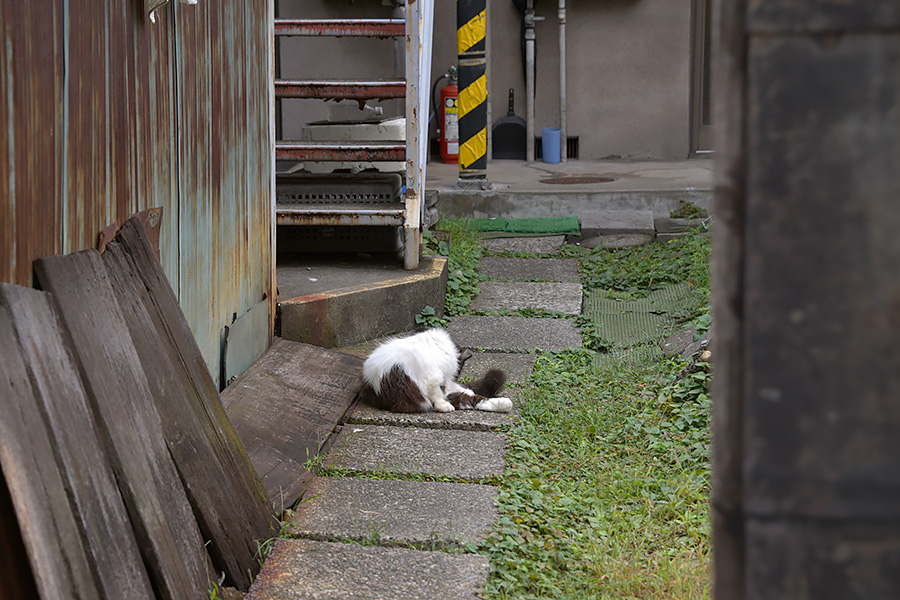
[274, 19, 404, 38]
[276, 203, 404, 213]
[276, 141, 406, 162]
[274, 80, 406, 100]
[276, 204, 406, 227]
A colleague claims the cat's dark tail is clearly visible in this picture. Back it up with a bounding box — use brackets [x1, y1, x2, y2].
[469, 368, 506, 398]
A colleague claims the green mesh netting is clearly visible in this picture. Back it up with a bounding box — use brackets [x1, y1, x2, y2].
[584, 282, 699, 368]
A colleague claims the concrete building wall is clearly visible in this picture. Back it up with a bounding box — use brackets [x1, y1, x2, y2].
[278, 0, 694, 160]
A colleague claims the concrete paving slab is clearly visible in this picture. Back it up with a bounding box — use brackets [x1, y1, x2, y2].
[288, 477, 498, 546]
[325, 425, 507, 481]
[469, 281, 583, 315]
[247, 539, 489, 600]
[479, 257, 581, 282]
[459, 351, 537, 387]
[480, 235, 566, 255]
[448, 315, 582, 352]
[349, 388, 521, 432]
[582, 233, 654, 249]
[580, 209, 655, 238]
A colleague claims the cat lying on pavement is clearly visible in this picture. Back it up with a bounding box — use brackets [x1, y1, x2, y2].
[359, 328, 513, 414]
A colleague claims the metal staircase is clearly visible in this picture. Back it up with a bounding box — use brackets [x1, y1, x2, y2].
[274, 10, 433, 270]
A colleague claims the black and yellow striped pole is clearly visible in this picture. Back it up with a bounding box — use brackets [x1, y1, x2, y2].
[457, 0, 488, 184]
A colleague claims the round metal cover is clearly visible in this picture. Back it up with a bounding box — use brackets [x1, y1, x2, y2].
[540, 176, 615, 185]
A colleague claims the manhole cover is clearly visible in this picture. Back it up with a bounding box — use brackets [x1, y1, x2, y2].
[540, 176, 615, 185]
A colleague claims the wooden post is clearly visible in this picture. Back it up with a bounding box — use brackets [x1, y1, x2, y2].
[714, 1, 900, 597]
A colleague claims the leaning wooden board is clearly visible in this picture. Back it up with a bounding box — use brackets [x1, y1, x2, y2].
[0, 286, 157, 599]
[221, 340, 365, 510]
[0, 302, 105, 600]
[103, 219, 274, 589]
[33, 251, 209, 600]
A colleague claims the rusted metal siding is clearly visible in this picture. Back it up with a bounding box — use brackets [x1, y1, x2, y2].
[0, 2, 65, 286]
[175, 0, 272, 385]
[0, 1, 273, 387]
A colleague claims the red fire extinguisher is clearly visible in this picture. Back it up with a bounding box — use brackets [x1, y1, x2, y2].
[439, 68, 459, 164]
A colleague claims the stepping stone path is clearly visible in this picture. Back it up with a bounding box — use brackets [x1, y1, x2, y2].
[247, 235, 583, 600]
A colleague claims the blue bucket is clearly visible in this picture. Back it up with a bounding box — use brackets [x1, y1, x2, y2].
[542, 127, 561, 164]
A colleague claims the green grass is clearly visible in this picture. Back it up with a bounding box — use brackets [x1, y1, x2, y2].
[475, 228, 713, 599]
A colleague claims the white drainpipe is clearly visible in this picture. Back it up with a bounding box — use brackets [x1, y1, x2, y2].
[558, 0, 567, 162]
[525, 0, 537, 162]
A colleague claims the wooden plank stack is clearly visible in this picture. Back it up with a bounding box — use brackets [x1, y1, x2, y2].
[0, 217, 278, 598]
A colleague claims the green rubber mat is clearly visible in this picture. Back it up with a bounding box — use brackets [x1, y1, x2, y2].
[463, 217, 581, 236]
[584, 283, 699, 368]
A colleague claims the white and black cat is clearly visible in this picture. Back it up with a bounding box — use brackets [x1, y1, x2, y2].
[359, 328, 513, 414]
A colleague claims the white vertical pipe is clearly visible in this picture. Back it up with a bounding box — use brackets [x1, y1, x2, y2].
[558, 0, 567, 162]
[525, 0, 535, 163]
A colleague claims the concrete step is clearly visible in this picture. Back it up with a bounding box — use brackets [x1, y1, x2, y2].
[325, 425, 506, 481]
[288, 477, 498, 547]
[478, 257, 581, 282]
[447, 315, 582, 353]
[468, 281, 583, 315]
[277, 256, 447, 348]
[480, 235, 566, 255]
[246, 539, 489, 600]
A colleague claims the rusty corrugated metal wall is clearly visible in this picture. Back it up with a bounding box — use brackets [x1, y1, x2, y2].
[0, 0, 274, 387]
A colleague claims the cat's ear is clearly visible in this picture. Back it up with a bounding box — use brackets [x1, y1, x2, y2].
[458, 349, 473, 362]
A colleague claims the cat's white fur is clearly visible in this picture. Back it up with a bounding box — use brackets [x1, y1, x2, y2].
[362, 328, 512, 413]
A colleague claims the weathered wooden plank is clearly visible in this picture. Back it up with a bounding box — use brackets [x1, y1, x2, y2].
[221, 340, 364, 510]
[33, 251, 209, 600]
[0, 303, 101, 600]
[0, 474, 40, 600]
[748, 0, 900, 34]
[0, 284, 155, 599]
[111, 216, 275, 588]
[744, 34, 900, 520]
[103, 231, 273, 590]
[711, 0, 748, 598]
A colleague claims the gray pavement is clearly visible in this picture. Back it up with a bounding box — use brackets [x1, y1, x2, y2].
[448, 315, 582, 352]
[324, 425, 507, 481]
[478, 257, 580, 282]
[247, 539, 489, 600]
[469, 281, 583, 315]
[288, 477, 498, 547]
[480, 235, 565, 254]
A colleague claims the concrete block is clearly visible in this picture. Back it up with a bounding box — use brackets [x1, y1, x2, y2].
[325, 425, 507, 481]
[447, 315, 582, 352]
[582, 233, 654, 249]
[580, 209, 655, 238]
[288, 478, 498, 546]
[247, 539, 489, 600]
[469, 282, 583, 315]
[480, 235, 566, 255]
[478, 257, 581, 282]
[279, 257, 447, 348]
[349, 396, 519, 432]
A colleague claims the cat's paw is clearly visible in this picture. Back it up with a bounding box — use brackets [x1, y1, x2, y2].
[476, 397, 513, 413]
[433, 400, 456, 413]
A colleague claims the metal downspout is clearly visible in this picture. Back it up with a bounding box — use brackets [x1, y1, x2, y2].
[525, 0, 536, 163]
[558, 0, 567, 162]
